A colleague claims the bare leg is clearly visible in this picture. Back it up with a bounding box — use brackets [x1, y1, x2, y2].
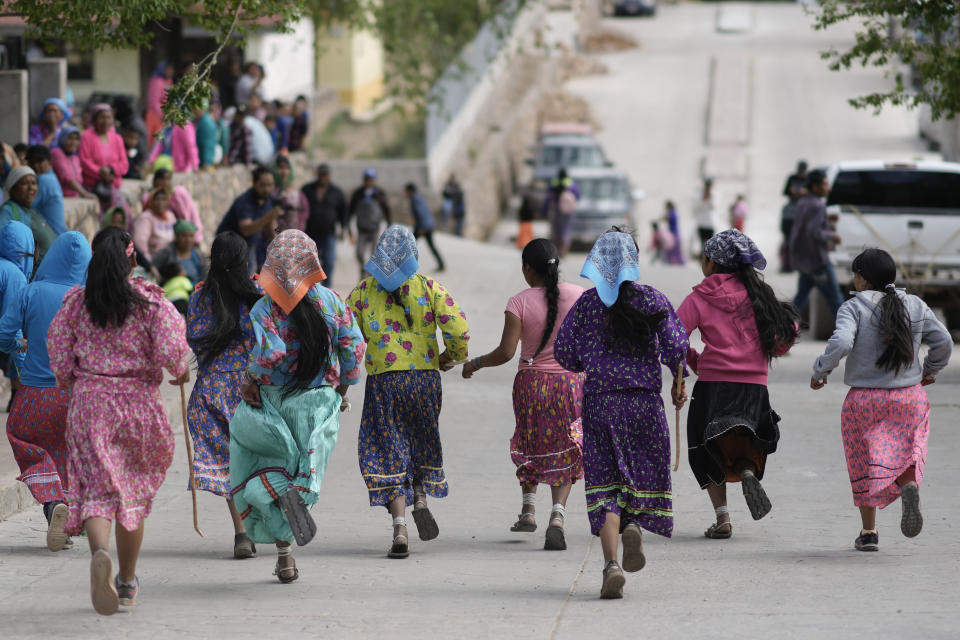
[227, 499, 246, 534]
[389, 496, 407, 541]
[599, 512, 621, 563]
[859, 506, 877, 531]
[706, 484, 730, 525]
[115, 522, 144, 583]
[84, 517, 112, 553]
[896, 466, 917, 486]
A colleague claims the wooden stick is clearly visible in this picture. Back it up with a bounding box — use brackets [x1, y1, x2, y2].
[673, 363, 683, 472]
[179, 382, 203, 537]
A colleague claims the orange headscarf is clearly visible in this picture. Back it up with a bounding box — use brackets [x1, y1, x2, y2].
[260, 230, 327, 314]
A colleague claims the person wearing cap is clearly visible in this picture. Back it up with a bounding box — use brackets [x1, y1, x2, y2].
[349, 168, 391, 274]
[302, 163, 347, 286]
[553, 228, 688, 599]
[693, 176, 718, 252]
[152, 219, 207, 287]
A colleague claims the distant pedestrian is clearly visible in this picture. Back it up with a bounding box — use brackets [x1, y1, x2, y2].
[780, 160, 808, 272]
[346, 225, 470, 559]
[729, 194, 747, 231]
[462, 238, 585, 551]
[661, 200, 684, 265]
[26, 144, 67, 236]
[216, 166, 282, 274]
[789, 169, 844, 318]
[693, 177, 717, 252]
[516, 193, 536, 250]
[48, 226, 191, 615]
[406, 182, 445, 271]
[302, 163, 347, 287]
[1, 232, 90, 553]
[348, 168, 391, 276]
[229, 230, 364, 582]
[186, 232, 263, 560]
[554, 229, 688, 599]
[543, 168, 580, 257]
[677, 230, 798, 539]
[441, 173, 466, 236]
[811, 248, 952, 552]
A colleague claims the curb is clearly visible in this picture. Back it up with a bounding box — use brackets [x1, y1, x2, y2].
[0, 478, 33, 522]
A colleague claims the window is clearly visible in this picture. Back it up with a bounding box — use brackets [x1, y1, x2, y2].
[828, 170, 960, 212]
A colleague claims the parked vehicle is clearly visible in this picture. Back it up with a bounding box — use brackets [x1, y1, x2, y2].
[809, 160, 960, 339]
[566, 167, 644, 248]
[526, 125, 610, 209]
[605, 0, 658, 17]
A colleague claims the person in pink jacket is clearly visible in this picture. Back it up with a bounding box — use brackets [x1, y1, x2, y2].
[79, 104, 128, 190]
[144, 169, 204, 246]
[676, 229, 798, 539]
[147, 122, 199, 173]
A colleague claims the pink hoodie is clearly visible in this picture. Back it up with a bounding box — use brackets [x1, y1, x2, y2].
[676, 273, 772, 385]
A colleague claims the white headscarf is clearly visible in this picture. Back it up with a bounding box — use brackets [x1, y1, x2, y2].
[2, 166, 36, 204]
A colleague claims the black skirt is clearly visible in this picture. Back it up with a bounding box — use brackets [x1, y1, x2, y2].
[686, 380, 780, 488]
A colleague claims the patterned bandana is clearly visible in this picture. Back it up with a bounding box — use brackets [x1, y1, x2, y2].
[580, 231, 640, 307]
[703, 229, 767, 271]
[260, 230, 327, 314]
[366, 225, 419, 291]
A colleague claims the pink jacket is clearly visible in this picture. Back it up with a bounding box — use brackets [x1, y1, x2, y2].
[148, 122, 199, 173]
[78, 128, 128, 189]
[140, 185, 204, 245]
[50, 148, 83, 197]
[676, 273, 773, 385]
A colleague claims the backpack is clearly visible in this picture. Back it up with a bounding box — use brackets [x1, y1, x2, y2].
[355, 195, 384, 233]
[558, 189, 577, 215]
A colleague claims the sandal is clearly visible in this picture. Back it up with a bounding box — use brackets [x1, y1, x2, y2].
[274, 546, 299, 584]
[279, 489, 317, 547]
[234, 532, 257, 559]
[621, 523, 646, 573]
[704, 521, 733, 539]
[90, 548, 119, 616]
[543, 506, 566, 550]
[412, 493, 440, 541]
[388, 517, 410, 559]
[511, 512, 537, 533]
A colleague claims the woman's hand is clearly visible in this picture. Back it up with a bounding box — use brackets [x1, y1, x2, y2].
[241, 376, 262, 407]
[461, 359, 479, 379]
[168, 367, 190, 386]
[438, 352, 455, 372]
[810, 377, 826, 390]
[921, 374, 936, 386]
[671, 378, 687, 410]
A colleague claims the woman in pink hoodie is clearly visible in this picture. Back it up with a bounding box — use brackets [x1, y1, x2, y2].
[676, 230, 798, 538]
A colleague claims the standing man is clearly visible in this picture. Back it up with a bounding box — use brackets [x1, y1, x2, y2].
[216, 166, 281, 274]
[349, 168, 391, 275]
[406, 182, 445, 272]
[693, 176, 717, 251]
[303, 163, 347, 286]
[441, 173, 466, 237]
[789, 169, 844, 318]
[25, 145, 67, 236]
[780, 160, 808, 272]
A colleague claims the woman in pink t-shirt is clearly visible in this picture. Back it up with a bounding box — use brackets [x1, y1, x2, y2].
[462, 238, 585, 551]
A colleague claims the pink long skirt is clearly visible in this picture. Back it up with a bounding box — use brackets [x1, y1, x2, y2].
[840, 384, 929, 508]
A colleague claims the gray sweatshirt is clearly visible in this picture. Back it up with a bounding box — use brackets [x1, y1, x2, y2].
[813, 290, 952, 388]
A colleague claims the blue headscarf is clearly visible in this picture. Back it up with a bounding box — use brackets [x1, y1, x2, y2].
[703, 229, 767, 271]
[39, 97, 71, 125]
[581, 231, 640, 307]
[56, 125, 80, 152]
[366, 225, 419, 291]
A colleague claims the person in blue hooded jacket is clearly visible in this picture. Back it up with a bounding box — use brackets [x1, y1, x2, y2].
[1, 231, 90, 553]
[0, 220, 35, 408]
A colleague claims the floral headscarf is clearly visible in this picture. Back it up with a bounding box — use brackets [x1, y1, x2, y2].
[703, 229, 767, 271]
[366, 225, 419, 292]
[581, 230, 640, 307]
[260, 230, 327, 314]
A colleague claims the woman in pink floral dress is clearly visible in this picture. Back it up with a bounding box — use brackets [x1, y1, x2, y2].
[48, 226, 191, 616]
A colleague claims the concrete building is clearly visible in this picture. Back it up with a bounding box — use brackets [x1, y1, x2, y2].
[316, 24, 385, 118]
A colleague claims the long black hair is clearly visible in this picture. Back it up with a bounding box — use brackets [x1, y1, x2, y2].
[282, 292, 331, 397]
[604, 229, 665, 349]
[193, 232, 263, 365]
[390, 284, 414, 328]
[522, 238, 560, 360]
[713, 262, 799, 360]
[86, 226, 150, 327]
[852, 248, 914, 372]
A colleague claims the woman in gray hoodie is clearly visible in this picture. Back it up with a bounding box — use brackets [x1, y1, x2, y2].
[811, 248, 952, 553]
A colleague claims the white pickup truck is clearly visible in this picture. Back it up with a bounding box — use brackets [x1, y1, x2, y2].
[808, 160, 960, 339]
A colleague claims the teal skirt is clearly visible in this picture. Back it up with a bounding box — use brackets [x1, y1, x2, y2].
[229, 385, 341, 543]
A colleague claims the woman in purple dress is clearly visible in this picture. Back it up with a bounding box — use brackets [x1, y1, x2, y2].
[555, 229, 688, 599]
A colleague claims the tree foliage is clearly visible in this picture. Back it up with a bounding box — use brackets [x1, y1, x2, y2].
[7, 0, 524, 126]
[814, 1, 960, 121]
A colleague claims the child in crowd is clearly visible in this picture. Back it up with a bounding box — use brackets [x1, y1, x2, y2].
[811, 248, 951, 551]
[122, 126, 145, 180]
[159, 262, 193, 315]
[554, 229, 688, 599]
[676, 229, 798, 539]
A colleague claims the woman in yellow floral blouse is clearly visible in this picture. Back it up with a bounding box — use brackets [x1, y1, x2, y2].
[347, 225, 470, 559]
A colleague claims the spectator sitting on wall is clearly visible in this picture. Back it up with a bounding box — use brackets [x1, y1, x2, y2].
[302, 163, 347, 287]
[50, 127, 96, 200]
[132, 188, 176, 263]
[28, 98, 71, 148]
[147, 168, 204, 246]
[287, 95, 309, 152]
[273, 100, 293, 151]
[248, 93, 267, 122]
[25, 145, 67, 236]
[159, 261, 193, 316]
[149, 120, 200, 174]
[92, 166, 130, 219]
[194, 101, 221, 170]
[226, 106, 253, 166]
[407, 182, 445, 272]
[216, 165, 282, 274]
[0, 167, 56, 265]
[245, 114, 274, 166]
[13, 144, 28, 167]
[122, 126, 145, 180]
[79, 104, 128, 190]
[152, 219, 207, 287]
[265, 113, 282, 154]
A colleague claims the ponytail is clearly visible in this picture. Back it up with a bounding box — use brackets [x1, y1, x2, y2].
[522, 238, 561, 360]
[852, 249, 913, 372]
[734, 264, 799, 360]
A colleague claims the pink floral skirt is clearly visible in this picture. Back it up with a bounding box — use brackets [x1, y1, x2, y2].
[841, 384, 929, 508]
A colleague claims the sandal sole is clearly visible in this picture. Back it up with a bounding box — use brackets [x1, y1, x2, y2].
[279, 490, 317, 547]
[621, 525, 646, 573]
[544, 526, 566, 551]
[600, 570, 625, 599]
[900, 484, 923, 538]
[47, 503, 69, 552]
[510, 522, 537, 533]
[90, 550, 119, 616]
[412, 507, 439, 541]
[742, 474, 772, 521]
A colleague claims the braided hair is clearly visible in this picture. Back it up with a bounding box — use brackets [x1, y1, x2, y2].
[389, 283, 414, 327]
[521, 239, 561, 361]
[852, 248, 914, 373]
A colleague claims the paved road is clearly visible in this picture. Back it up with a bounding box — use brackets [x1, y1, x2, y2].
[2, 4, 958, 639]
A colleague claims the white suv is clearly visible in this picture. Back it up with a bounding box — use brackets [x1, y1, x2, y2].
[808, 160, 960, 339]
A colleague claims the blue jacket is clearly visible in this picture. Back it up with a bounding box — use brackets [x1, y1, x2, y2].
[33, 170, 67, 236]
[0, 221, 35, 375]
[410, 192, 434, 233]
[0, 231, 90, 387]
